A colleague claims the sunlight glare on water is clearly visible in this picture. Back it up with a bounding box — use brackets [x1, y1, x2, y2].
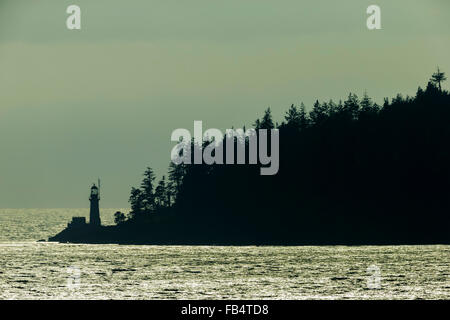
[0, 209, 448, 299]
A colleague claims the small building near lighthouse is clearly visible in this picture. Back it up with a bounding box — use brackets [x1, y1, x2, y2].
[67, 216, 86, 228]
[50, 181, 107, 243]
[67, 181, 101, 228]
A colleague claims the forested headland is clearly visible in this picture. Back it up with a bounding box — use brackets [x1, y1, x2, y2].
[55, 70, 450, 245]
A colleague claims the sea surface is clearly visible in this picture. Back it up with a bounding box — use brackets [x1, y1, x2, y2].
[0, 209, 449, 300]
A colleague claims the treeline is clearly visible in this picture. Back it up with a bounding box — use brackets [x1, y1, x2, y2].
[114, 70, 450, 244]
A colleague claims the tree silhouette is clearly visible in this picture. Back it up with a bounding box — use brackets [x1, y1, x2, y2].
[310, 100, 328, 124]
[168, 162, 186, 202]
[431, 67, 447, 91]
[154, 176, 168, 208]
[111, 69, 449, 246]
[343, 93, 360, 120]
[114, 211, 126, 225]
[260, 107, 274, 129]
[129, 187, 144, 218]
[284, 104, 301, 126]
[140, 167, 156, 212]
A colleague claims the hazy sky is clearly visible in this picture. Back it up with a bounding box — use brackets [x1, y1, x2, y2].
[1, 0, 449, 208]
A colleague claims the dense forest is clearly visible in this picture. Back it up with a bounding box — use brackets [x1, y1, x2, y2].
[111, 70, 449, 245]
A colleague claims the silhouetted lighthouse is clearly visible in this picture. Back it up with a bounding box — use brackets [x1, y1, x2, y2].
[89, 182, 101, 226]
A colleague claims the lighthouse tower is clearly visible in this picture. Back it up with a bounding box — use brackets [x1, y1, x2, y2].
[89, 183, 101, 226]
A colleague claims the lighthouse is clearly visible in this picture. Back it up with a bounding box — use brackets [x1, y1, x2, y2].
[89, 182, 101, 226]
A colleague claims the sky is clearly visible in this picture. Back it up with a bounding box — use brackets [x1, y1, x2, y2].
[0, 0, 449, 208]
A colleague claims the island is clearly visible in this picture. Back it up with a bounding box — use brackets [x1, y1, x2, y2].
[49, 73, 450, 245]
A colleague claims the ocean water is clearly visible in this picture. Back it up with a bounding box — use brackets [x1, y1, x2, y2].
[0, 209, 449, 300]
[0, 209, 118, 242]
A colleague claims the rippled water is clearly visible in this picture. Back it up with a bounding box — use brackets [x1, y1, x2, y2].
[0, 209, 117, 242]
[0, 209, 449, 299]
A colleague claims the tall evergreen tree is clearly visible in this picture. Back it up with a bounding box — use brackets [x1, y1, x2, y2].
[129, 187, 144, 218]
[140, 167, 156, 212]
[310, 100, 328, 124]
[168, 162, 186, 201]
[431, 67, 447, 91]
[260, 107, 274, 129]
[343, 93, 360, 120]
[284, 104, 301, 127]
[154, 176, 167, 208]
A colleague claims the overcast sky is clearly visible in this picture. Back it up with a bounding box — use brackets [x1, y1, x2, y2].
[1, 0, 449, 208]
